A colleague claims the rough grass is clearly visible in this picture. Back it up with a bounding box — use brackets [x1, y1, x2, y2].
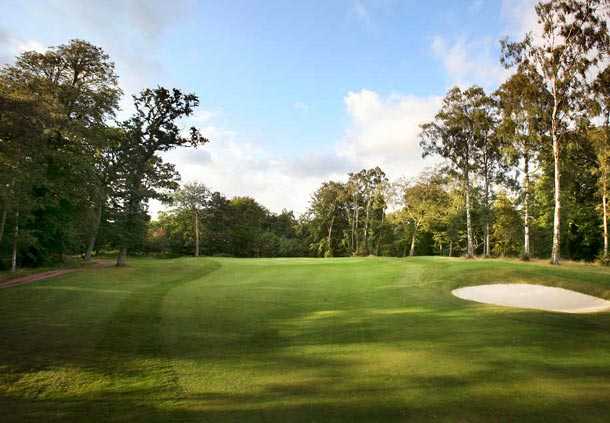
[1, 256, 609, 422]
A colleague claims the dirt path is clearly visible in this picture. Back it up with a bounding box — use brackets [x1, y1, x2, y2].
[0, 260, 114, 289]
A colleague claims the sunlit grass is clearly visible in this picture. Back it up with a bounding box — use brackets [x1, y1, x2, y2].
[1, 256, 609, 421]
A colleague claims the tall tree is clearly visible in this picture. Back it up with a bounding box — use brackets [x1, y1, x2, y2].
[171, 182, 210, 257]
[360, 167, 388, 255]
[467, 86, 502, 257]
[501, 0, 609, 264]
[589, 65, 610, 261]
[345, 172, 363, 255]
[420, 87, 480, 257]
[114, 87, 208, 266]
[308, 181, 346, 257]
[496, 65, 550, 260]
[1, 39, 122, 267]
[0, 71, 52, 271]
[81, 127, 126, 261]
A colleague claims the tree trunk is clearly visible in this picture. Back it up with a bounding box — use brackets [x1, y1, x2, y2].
[550, 133, 561, 264]
[327, 214, 335, 256]
[85, 199, 103, 262]
[116, 247, 127, 267]
[602, 113, 609, 260]
[349, 208, 354, 254]
[409, 224, 417, 257]
[484, 174, 490, 257]
[523, 155, 531, 260]
[0, 207, 6, 245]
[354, 204, 360, 254]
[603, 175, 608, 259]
[550, 92, 561, 265]
[449, 240, 453, 257]
[11, 211, 19, 273]
[194, 209, 200, 257]
[465, 169, 474, 258]
[375, 210, 385, 256]
[116, 192, 141, 267]
[363, 200, 371, 254]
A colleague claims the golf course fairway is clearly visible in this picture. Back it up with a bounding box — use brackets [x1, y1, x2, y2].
[1, 256, 609, 422]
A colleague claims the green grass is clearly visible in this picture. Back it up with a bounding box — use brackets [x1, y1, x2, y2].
[1, 256, 609, 422]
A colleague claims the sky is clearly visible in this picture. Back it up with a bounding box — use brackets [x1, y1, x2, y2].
[0, 0, 538, 215]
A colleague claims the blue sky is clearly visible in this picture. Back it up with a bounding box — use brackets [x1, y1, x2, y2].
[0, 0, 536, 214]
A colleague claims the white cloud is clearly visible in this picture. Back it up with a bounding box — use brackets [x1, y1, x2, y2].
[431, 35, 509, 89]
[3, 3, 442, 220]
[340, 89, 441, 179]
[151, 120, 352, 216]
[151, 89, 441, 217]
[429, 0, 543, 91]
[501, 0, 539, 39]
[0, 30, 45, 63]
[293, 101, 309, 112]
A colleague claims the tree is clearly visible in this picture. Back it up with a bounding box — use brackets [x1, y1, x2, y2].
[2, 39, 121, 133]
[401, 171, 449, 256]
[344, 168, 388, 255]
[0, 39, 122, 268]
[0, 70, 52, 271]
[589, 65, 610, 261]
[171, 182, 210, 257]
[345, 174, 362, 255]
[82, 127, 125, 261]
[113, 87, 208, 266]
[308, 181, 346, 257]
[227, 197, 269, 257]
[496, 65, 550, 259]
[420, 87, 480, 258]
[501, 0, 609, 264]
[467, 86, 503, 257]
[359, 167, 388, 255]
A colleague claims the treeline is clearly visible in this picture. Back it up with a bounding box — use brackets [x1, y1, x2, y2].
[148, 0, 610, 263]
[1, 0, 608, 269]
[303, 0, 609, 263]
[147, 184, 306, 257]
[416, 0, 609, 264]
[0, 40, 208, 270]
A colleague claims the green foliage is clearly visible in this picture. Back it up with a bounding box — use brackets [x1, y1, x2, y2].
[1, 1, 609, 267]
[491, 193, 523, 257]
[145, 194, 307, 258]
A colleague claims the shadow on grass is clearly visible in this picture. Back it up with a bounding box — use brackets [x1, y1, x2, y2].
[1, 258, 610, 422]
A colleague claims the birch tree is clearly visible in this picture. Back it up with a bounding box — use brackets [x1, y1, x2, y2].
[496, 65, 551, 260]
[466, 86, 502, 257]
[420, 87, 479, 258]
[501, 0, 609, 264]
[589, 65, 610, 262]
[308, 181, 346, 257]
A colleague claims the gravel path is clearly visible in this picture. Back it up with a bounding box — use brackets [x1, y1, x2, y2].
[0, 261, 114, 289]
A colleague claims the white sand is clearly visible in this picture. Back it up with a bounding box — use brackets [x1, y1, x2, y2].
[452, 283, 610, 314]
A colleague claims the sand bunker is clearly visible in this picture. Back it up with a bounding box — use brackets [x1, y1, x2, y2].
[452, 283, 610, 314]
